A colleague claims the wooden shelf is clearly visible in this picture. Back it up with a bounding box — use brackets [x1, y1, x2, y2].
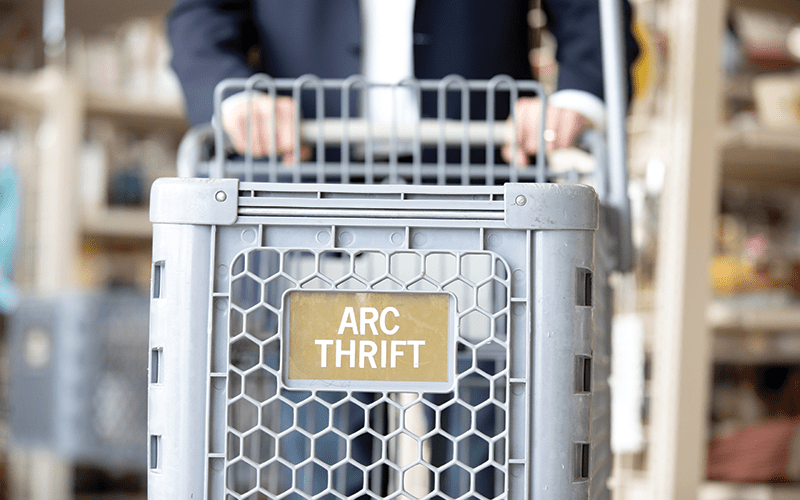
[700, 481, 800, 500]
[614, 479, 800, 500]
[708, 300, 800, 331]
[85, 91, 187, 130]
[709, 301, 800, 363]
[720, 127, 800, 185]
[0, 71, 50, 113]
[724, 74, 755, 103]
[0, 71, 189, 132]
[714, 330, 800, 363]
[82, 207, 151, 239]
[728, 0, 800, 19]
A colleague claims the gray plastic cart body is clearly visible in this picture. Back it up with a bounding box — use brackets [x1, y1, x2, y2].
[149, 1, 632, 492]
[149, 178, 600, 500]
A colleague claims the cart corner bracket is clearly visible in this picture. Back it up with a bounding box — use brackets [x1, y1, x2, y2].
[504, 183, 599, 230]
[150, 177, 239, 225]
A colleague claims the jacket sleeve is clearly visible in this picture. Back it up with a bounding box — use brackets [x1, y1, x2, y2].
[167, 0, 260, 125]
[542, 0, 640, 103]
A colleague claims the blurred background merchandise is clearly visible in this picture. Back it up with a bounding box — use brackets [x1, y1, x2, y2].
[1, 2, 186, 500]
[0, 0, 799, 499]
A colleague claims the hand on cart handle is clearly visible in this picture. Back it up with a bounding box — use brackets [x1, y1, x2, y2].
[221, 94, 592, 164]
[221, 93, 312, 163]
[502, 97, 593, 166]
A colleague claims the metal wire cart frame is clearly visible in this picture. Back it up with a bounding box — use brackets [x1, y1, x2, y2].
[148, 4, 632, 499]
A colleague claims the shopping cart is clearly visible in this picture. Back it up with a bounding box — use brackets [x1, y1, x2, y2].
[9, 289, 150, 471]
[149, 5, 632, 499]
[148, 77, 627, 500]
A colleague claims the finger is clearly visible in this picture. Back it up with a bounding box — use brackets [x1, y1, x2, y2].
[545, 106, 561, 154]
[553, 111, 581, 151]
[261, 98, 281, 156]
[549, 107, 592, 152]
[222, 104, 247, 154]
[284, 144, 313, 164]
[299, 143, 313, 161]
[514, 99, 528, 146]
[231, 112, 250, 154]
[256, 97, 280, 158]
[275, 96, 295, 158]
[501, 144, 529, 166]
[249, 99, 269, 158]
[518, 98, 541, 155]
[501, 143, 511, 164]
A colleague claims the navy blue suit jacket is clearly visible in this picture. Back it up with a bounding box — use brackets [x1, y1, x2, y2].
[168, 0, 639, 126]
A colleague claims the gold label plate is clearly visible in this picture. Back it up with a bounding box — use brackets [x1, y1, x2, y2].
[284, 291, 454, 391]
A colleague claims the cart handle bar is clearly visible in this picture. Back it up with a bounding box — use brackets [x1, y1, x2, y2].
[297, 118, 510, 146]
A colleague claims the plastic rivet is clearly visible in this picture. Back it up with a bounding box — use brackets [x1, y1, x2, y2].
[515, 195, 527, 206]
[215, 190, 227, 202]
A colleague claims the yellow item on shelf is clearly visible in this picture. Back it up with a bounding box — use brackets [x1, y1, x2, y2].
[631, 20, 656, 101]
[711, 256, 773, 295]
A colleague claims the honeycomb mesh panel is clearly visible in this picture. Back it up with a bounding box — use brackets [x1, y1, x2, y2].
[225, 247, 512, 500]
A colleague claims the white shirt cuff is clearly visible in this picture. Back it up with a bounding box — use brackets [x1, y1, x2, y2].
[548, 89, 606, 131]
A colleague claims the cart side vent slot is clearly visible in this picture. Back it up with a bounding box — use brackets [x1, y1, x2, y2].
[153, 261, 165, 299]
[574, 443, 590, 481]
[150, 435, 161, 470]
[151, 348, 162, 384]
[577, 268, 592, 307]
[575, 356, 591, 393]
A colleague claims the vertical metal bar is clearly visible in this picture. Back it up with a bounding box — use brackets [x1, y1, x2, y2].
[342, 76, 367, 185]
[436, 84, 447, 185]
[439, 75, 470, 186]
[267, 79, 279, 183]
[508, 92, 519, 184]
[292, 77, 320, 183]
[365, 81, 375, 185]
[413, 83, 423, 185]
[580, 130, 608, 200]
[535, 91, 547, 184]
[399, 77, 422, 185]
[341, 81, 351, 184]
[487, 76, 517, 186]
[316, 80, 326, 183]
[42, 0, 65, 62]
[389, 83, 399, 183]
[293, 83, 302, 183]
[291, 75, 325, 183]
[212, 83, 228, 179]
[599, 0, 633, 271]
[485, 85, 495, 186]
[243, 76, 257, 182]
[461, 83, 470, 186]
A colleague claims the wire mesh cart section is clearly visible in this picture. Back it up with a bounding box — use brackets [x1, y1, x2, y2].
[9, 290, 150, 471]
[149, 74, 629, 500]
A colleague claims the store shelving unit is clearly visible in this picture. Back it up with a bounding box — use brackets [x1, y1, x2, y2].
[636, 0, 800, 498]
[0, 67, 186, 290]
[0, 66, 184, 500]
